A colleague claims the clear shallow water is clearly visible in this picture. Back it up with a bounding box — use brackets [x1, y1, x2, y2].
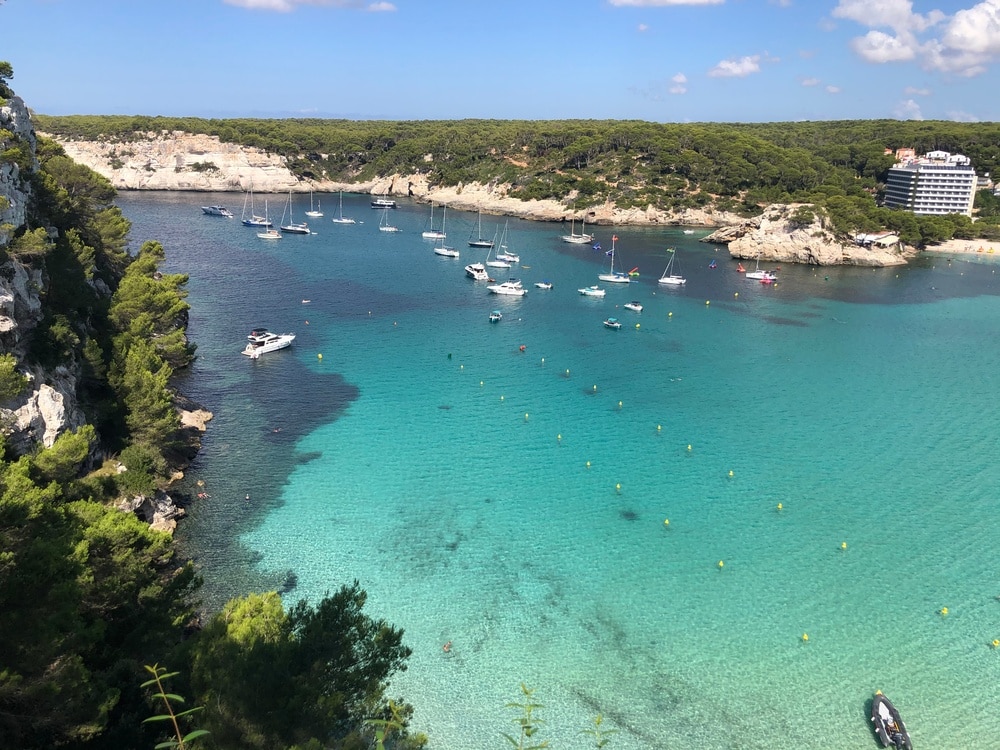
[120, 192, 1000, 749]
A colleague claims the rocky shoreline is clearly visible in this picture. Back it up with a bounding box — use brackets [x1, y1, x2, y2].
[46, 131, 739, 228]
[48, 131, 920, 268]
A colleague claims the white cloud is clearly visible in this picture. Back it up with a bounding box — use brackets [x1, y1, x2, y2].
[903, 85, 931, 95]
[637, 23, 650, 32]
[894, 98, 924, 119]
[769, 0, 793, 6]
[670, 72, 688, 94]
[801, 77, 821, 86]
[826, 85, 841, 93]
[948, 110, 980, 122]
[223, 0, 395, 10]
[832, 0, 943, 33]
[708, 55, 761, 77]
[833, 0, 1000, 77]
[608, 0, 723, 5]
[851, 30, 918, 62]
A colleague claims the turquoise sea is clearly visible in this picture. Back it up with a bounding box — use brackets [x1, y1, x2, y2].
[119, 192, 1000, 749]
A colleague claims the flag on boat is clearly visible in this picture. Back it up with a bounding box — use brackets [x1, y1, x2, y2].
[612, 235, 619, 242]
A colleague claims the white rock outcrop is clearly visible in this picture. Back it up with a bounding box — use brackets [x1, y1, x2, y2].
[702, 203, 916, 267]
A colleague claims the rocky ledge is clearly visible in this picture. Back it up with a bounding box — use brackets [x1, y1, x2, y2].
[702, 203, 917, 267]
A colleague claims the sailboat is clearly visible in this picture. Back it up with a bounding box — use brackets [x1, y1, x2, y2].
[495, 220, 520, 263]
[468, 209, 495, 248]
[256, 200, 281, 239]
[657, 247, 686, 286]
[433, 206, 459, 257]
[305, 191, 323, 218]
[421, 203, 447, 239]
[560, 216, 593, 244]
[280, 191, 311, 234]
[486, 220, 512, 268]
[744, 253, 776, 281]
[378, 207, 401, 233]
[330, 191, 356, 225]
[241, 183, 272, 227]
[598, 235, 631, 283]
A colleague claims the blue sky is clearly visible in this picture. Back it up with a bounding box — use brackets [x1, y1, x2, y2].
[3, 0, 999, 122]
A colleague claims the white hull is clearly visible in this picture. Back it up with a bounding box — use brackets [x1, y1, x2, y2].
[578, 286, 606, 297]
[487, 280, 526, 296]
[422, 230, 446, 239]
[434, 246, 460, 257]
[658, 275, 686, 286]
[243, 330, 295, 357]
[598, 274, 631, 283]
[331, 217, 357, 225]
[744, 271, 776, 280]
[202, 205, 233, 217]
[257, 230, 282, 240]
[465, 263, 489, 280]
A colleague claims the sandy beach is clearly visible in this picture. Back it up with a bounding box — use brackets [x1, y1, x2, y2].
[924, 238, 1000, 255]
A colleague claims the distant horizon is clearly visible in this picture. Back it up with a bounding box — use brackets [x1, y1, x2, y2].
[5, 0, 1000, 123]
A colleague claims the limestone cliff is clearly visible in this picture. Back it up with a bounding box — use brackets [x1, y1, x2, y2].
[0, 94, 88, 451]
[47, 131, 742, 228]
[701, 203, 917, 267]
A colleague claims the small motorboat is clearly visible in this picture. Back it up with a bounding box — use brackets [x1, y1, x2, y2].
[488, 310, 502, 323]
[202, 205, 234, 217]
[870, 692, 912, 750]
[578, 285, 606, 298]
[534, 281, 553, 290]
[603, 317, 622, 330]
[623, 301, 643, 312]
[709, 259, 717, 269]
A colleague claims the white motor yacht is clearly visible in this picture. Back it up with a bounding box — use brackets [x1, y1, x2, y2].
[242, 328, 295, 357]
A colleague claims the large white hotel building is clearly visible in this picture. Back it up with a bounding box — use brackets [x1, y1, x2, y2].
[882, 149, 977, 217]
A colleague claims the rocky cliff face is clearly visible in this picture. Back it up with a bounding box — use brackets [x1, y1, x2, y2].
[48, 131, 742, 228]
[702, 203, 917, 267]
[0, 95, 88, 451]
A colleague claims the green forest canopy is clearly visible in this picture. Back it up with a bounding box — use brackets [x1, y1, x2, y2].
[34, 114, 1000, 245]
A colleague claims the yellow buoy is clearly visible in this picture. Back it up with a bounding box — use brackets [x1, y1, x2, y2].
[728, 470, 734, 477]
[940, 607, 949, 616]
[705, 300, 710, 306]
[586, 461, 591, 468]
[717, 560, 724, 569]
[500, 395, 505, 401]
[663, 518, 670, 527]
[992, 639, 999, 648]
[616, 483, 621, 492]
[734, 292, 739, 298]
[776, 502, 783, 511]
[317, 353, 323, 360]
[524, 413, 529, 421]
[618, 400, 623, 409]
[541, 357, 545, 364]
[668, 311, 673, 317]
[801, 633, 809, 642]
[841, 541, 848, 550]
[460, 364, 464, 370]
[687, 444, 692, 452]
[635, 323, 640, 329]
[566, 368, 570, 376]
[593, 384, 597, 392]
[480, 380, 484, 386]
[657, 424, 662, 432]
[557, 433, 562, 441]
